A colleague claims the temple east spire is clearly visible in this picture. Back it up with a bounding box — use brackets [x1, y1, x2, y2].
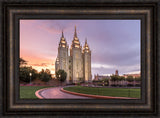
[85, 38, 87, 44]
[83, 38, 90, 53]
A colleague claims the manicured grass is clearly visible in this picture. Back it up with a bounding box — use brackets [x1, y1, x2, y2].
[64, 86, 141, 98]
[20, 86, 50, 99]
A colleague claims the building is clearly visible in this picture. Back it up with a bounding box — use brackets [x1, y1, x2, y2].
[93, 74, 111, 81]
[115, 70, 119, 76]
[55, 26, 92, 84]
[123, 73, 141, 78]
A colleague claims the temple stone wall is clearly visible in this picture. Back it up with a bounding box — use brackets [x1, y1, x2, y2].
[71, 48, 83, 83]
[83, 52, 91, 82]
[58, 46, 69, 82]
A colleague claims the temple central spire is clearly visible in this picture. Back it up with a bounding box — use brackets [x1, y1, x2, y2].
[74, 26, 77, 38]
[62, 30, 64, 38]
[72, 26, 81, 48]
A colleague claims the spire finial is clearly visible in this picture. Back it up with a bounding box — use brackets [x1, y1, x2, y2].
[74, 25, 77, 37]
[62, 30, 64, 38]
[85, 38, 87, 43]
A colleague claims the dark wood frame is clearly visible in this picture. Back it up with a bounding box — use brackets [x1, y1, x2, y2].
[0, 0, 159, 117]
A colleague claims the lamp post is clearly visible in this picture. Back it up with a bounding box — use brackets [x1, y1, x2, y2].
[125, 77, 127, 88]
[134, 77, 135, 87]
[29, 72, 32, 85]
[103, 81, 104, 87]
[59, 74, 61, 86]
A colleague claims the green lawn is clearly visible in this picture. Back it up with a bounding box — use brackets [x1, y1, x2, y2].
[64, 86, 141, 98]
[20, 86, 50, 99]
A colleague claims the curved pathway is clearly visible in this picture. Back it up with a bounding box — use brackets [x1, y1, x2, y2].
[36, 86, 92, 99]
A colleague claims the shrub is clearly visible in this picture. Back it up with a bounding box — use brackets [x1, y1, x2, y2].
[126, 76, 134, 82]
[56, 69, 67, 83]
[39, 69, 52, 82]
[19, 66, 38, 82]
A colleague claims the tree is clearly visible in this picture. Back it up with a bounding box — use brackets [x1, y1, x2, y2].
[101, 77, 109, 86]
[101, 77, 108, 82]
[118, 76, 125, 86]
[119, 76, 125, 81]
[135, 76, 141, 82]
[39, 69, 52, 82]
[127, 76, 134, 82]
[19, 57, 27, 66]
[56, 69, 67, 83]
[19, 66, 38, 82]
[78, 77, 84, 83]
[111, 75, 119, 81]
[110, 75, 119, 86]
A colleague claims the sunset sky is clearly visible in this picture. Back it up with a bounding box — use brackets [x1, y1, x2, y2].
[20, 20, 140, 76]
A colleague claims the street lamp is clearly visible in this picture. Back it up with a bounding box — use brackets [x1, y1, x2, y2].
[59, 74, 62, 86]
[29, 72, 32, 85]
[125, 77, 127, 88]
[134, 77, 135, 87]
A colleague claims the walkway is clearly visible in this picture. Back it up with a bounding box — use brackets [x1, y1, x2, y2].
[36, 86, 92, 99]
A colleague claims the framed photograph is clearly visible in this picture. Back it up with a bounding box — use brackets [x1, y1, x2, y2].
[20, 19, 141, 100]
[1, 0, 159, 117]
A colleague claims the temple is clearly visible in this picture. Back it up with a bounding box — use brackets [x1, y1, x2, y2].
[55, 26, 92, 84]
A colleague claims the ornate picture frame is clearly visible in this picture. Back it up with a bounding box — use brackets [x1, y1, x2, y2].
[0, 0, 159, 117]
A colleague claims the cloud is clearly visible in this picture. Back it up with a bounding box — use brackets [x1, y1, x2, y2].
[36, 20, 79, 35]
[20, 20, 140, 75]
[51, 68, 55, 71]
[20, 20, 37, 25]
[92, 63, 140, 75]
[92, 63, 115, 69]
[91, 45, 140, 66]
[124, 71, 140, 74]
[31, 63, 49, 67]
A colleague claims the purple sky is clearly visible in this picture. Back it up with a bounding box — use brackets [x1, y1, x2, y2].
[20, 20, 140, 76]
